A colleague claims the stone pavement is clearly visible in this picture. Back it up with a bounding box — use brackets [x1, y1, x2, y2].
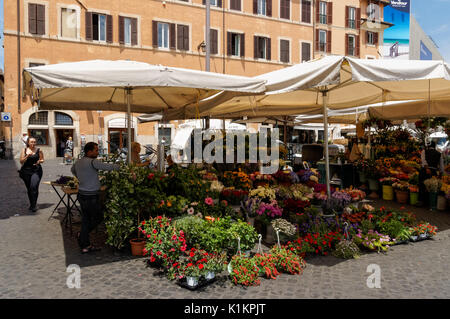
[0, 158, 449, 299]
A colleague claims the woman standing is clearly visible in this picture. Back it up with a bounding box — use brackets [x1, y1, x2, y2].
[19, 137, 44, 212]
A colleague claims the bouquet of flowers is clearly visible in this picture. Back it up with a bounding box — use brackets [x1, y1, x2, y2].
[256, 200, 283, 222]
[424, 177, 442, 193]
[409, 185, 419, 193]
[249, 172, 274, 184]
[392, 181, 410, 191]
[241, 197, 262, 218]
[331, 190, 352, 207]
[222, 169, 252, 190]
[343, 187, 366, 202]
[210, 180, 224, 193]
[249, 186, 276, 202]
[290, 184, 314, 201]
[271, 218, 297, 237]
[379, 177, 400, 186]
[283, 198, 311, 214]
[220, 188, 249, 205]
[274, 170, 299, 184]
[297, 169, 319, 183]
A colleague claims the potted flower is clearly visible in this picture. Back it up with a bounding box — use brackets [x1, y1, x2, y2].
[271, 218, 297, 244]
[228, 255, 261, 286]
[379, 177, 400, 201]
[392, 181, 410, 204]
[409, 184, 420, 205]
[424, 177, 442, 210]
[204, 252, 227, 280]
[180, 261, 207, 288]
[255, 200, 283, 244]
[241, 197, 262, 226]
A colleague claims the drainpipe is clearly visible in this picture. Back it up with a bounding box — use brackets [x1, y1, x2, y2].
[312, 0, 316, 59]
[17, 0, 21, 114]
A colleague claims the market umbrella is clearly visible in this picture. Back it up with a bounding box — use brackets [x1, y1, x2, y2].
[22, 60, 266, 162]
[137, 113, 163, 123]
[164, 56, 450, 197]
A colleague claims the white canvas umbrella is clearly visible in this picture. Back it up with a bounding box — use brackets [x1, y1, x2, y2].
[22, 60, 266, 162]
[164, 56, 450, 197]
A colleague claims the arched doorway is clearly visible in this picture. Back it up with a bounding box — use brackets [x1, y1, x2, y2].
[54, 112, 74, 157]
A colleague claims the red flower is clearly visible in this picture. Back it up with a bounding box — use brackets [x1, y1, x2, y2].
[198, 264, 204, 270]
[153, 229, 157, 234]
[147, 173, 154, 180]
[150, 257, 156, 262]
[190, 252, 195, 257]
[187, 263, 193, 267]
[180, 246, 186, 252]
[156, 251, 162, 256]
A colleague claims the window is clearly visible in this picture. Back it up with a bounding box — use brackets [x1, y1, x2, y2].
[348, 7, 356, 29]
[119, 16, 138, 45]
[61, 8, 77, 38]
[319, 30, 326, 52]
[28, 112, 48, 125]
[230, 0, 241, 11]
[347, 35, 355, 56]
[254, 0, 271, 17]
[366, 31, 378, 45]
[177, 24, 189, 51]
[280, 0, 290, 20]
[280, 39, 290, 63]
[301, 0, 311, 23]
[28, 129, 49, 145]
[55, 112, 73, 126]
[202, 0, 222, 7]
[158, 22, 169, 48]
[228, 32, 244, 57]
[319, 1, 327, 24]
[301, 42, 311, 62]
[254, 36, 271, 60]
[85, 12, 112, 42]
[28, 3, 45, 35]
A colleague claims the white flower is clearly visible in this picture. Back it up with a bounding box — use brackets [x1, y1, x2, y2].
[187, 207, 195, 215]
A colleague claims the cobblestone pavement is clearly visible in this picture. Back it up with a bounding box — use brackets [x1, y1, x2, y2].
[1, 159, 449, 299]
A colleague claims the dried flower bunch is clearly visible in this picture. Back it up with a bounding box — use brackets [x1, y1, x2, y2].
[271, 218, 297, 237]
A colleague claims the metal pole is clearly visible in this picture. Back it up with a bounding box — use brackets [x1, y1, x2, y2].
[205, 0, 211, 72]
[126, 88, 132, 164]
[322, 91, 331, 198]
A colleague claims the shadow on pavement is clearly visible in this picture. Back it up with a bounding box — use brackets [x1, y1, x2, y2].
[305, 255, 347, 267]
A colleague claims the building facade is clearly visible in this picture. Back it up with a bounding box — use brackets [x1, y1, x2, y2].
[3, 0, 388, 159]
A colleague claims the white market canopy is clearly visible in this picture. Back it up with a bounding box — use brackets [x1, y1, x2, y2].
[163, 55, 450, 120]
[22, 60, 266, 114]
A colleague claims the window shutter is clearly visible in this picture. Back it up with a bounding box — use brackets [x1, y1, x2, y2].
[85, 12, 93, 41]
[327, 30, 331, 53]
[152, 21, 158, 47]
[316, 0, 320, 23]
[356, 8, 361, 29]
[280, 40, 289, 63]
[327, 2, 333, 25]
[131, 18, 138, 46]
[177, 25, 183, 50]
[365, 31, 369, 44]
[184, 25, 189, 51]
[210, 29, 218, 54]
[203, 0, 206, 4]
[253, 0, 257, 14]
[119, 16, 124, 44]
[315, 29, 319, 51]
[231, 0, 241, 11]
[345, 34, 349, 56]
[218, 0, 222, 8]
[287, 0, 291, 19]
[107, 15, 113, 43]
[254, 36, 258, 58]
[36, 4, 45, 35]
[170, 23, 176, 49]
[356, 35, 360, 57]
[28, 4, 37, 34]
[240, 33, 245, 57]
[345, 6, 349, 28]
[374, 32, 379, 45]
[227, 32, 232, 56]
[267, 0, 272, 17]
[302, 42, 311, 62]
[267, 38, 271, 60]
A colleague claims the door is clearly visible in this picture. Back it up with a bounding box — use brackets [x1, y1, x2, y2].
[108, 128, 134, 153]
[55, 129, 73, 157]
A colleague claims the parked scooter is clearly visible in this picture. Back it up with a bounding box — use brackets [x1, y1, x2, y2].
[0, 141, 6, 159]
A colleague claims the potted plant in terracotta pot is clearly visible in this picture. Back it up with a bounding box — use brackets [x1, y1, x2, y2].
[392, 181, 410, 204]
[131, 210, 146, 256]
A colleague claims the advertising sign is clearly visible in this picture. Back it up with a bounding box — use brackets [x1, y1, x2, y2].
[383, 0, 411, 60]
[1, 112, 11, 121]
[420, 41, 433, 60]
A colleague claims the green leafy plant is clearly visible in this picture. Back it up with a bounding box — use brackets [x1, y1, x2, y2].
[228, 220, 258, 253]
[379, 220, 409, 240]
[173, 216, 206, 249]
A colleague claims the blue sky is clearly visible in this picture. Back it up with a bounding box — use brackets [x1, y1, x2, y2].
[0, 0, 448, 71]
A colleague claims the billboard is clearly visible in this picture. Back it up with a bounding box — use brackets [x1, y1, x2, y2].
[383, 0, 411, 60]
[420, 41, 433, 60]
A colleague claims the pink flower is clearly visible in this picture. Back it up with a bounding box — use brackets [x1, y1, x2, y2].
[205, 197, 214, 206]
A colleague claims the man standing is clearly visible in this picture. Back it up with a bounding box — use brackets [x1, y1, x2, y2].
[71, 142, 119, 254]
[418, 141, 444, 206]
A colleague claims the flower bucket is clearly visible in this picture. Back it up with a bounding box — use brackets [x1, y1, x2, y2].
[429, 192, 438, 210]
[437, 195, 447, 211]
[419, 233, 428, 240]
[130, 238, 146, 256]
[368, 179, 379, 191]
[358, 171, 367, 183]
[186, 276, 199, 287]
[382, 185, 394, 201]
[410, 235, 418, 242]
[410, 192, 419, 205]
[247, 216, 255, 227]
[395, 190, 409, 204]
[205, 272, 215, 280]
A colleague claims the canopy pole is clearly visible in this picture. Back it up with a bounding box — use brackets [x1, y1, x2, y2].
[126, 88, 132, 164]
[322, 91, 331, 198]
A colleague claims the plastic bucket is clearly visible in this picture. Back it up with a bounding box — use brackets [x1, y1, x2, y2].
[410, 192, 419, 205]
[382, 185, 394, 201]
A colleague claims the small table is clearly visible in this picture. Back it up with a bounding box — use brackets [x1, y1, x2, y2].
[45, 182, 81, 234]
